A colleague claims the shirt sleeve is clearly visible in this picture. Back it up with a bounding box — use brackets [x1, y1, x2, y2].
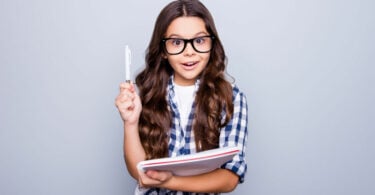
[219, 85, 248, 183]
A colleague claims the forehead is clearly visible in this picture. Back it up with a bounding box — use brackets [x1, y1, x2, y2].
[165, 16, 208, 38]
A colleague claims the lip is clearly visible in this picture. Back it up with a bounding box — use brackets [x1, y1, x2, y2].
[181, 61, 199, 69]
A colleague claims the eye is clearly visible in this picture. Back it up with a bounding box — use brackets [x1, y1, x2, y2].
[194, 37, 206, 45]
[171, 39, 183, 46]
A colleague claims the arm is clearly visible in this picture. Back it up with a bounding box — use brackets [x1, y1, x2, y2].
[115, 82, 144, 179]
[123, 121, 145, 179]
[140, 168, 239, 193]
[219, 86, 248, 183]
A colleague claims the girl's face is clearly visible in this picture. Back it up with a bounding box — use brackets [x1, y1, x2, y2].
[164, 17, 211, 86]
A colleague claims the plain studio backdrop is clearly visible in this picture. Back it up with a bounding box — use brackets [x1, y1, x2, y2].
[0, 0, 374, 194]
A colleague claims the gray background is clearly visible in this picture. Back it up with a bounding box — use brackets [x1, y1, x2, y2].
[1, 0, 374, 194]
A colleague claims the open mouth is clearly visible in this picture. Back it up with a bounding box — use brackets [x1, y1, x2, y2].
[182, 61, 198, 67]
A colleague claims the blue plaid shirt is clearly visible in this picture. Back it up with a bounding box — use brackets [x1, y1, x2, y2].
[138, 77, 248, 195]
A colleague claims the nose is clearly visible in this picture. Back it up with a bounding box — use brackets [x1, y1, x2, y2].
[183, 41, 195, 56]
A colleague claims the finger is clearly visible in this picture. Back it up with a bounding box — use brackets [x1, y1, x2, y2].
[115, 93, 134, 109]
[117, 101, 135, 113]
[138, 170, 162, 187]
[119, 82, 135, 92]
[146, 170, 172, 182]
[116, 91, 135, 103]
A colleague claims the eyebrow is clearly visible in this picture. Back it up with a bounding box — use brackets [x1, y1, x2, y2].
[166, 31, 209, 38]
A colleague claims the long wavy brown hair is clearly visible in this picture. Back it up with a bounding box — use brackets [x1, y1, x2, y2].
[135, 0, 234, 160]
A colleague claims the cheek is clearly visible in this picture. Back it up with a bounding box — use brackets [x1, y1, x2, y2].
[166, 56, 179, 66]
[202, 54, 211, 64]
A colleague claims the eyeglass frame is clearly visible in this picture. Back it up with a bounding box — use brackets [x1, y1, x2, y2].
[161, 35, 215, 55]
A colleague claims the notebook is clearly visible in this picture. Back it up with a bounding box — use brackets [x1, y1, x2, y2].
[137, 146, 239, 176]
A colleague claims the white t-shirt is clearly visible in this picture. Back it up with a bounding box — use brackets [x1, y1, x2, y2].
[173, 83, 196, 129]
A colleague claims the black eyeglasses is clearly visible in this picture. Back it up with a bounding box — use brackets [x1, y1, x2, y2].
[162, 35, 215, 55]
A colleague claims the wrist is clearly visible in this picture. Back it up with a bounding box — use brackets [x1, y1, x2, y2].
[161, 175, 178, 191]
[124, 121, 139, 133]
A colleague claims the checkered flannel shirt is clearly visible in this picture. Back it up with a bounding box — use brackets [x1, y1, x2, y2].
[139, 77, 248, 195]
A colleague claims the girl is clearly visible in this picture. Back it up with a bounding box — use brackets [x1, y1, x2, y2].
[115, 0, 248, 194]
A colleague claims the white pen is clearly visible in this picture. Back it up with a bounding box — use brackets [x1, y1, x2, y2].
[125, 45, 132, 83]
